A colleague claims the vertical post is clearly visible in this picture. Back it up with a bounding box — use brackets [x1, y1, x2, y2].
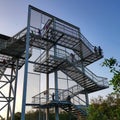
[81, 55, 89, 107]
[46, 23, 50, 120]
[79, 32, 89, 107]
[39, 73, 41, 120]
[12, 59, 19, 120]
[68, 107, 71, 120]
[7, 64, 14, 120]
[46, 73, 49, 120]
[54, 46, 59, 120]
[78, 28, 89, 117]
[85, 93, 89, 107]
[55, 70, 59, 120]
[21, 5, 31, 120]
[53, 18, 59, 120]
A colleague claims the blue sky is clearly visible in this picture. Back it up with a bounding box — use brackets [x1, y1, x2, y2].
[0, 0, 120, 116]
[0, 0, 120, 60]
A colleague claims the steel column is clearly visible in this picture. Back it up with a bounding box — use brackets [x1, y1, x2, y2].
[21, 5, 31, 120]
[7, 62, 14, 120]
[12, 59, 19, 120]
[46, 73, 49, 120]
[54, 46, 59, 120]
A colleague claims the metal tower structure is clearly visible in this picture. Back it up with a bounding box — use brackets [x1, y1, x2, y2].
[0, 5, 109, 120]
[0, 33, 32, 119]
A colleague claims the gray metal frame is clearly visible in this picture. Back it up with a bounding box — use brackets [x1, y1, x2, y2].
[0, 58, 19, 120]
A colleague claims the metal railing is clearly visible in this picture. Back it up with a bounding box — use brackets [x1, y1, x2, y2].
[32, 86, 86, 106]
[0, 54, 12, 63]
[32, 88, 54, 104]
[30, 19, 94, 54]
[34, 48, 108, 87]
[58, 84, 84, 99]
[48, 20, 94, 52]
[34, 48, 81, 65]
[79, 33, 94, 52]
[77, 65, 108, 87]
[51, 21, 80, 39]
[0, 27, 27, 51]
[0, 55, 12, 79]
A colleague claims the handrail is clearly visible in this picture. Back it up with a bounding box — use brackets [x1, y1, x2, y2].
[55, 49, 108, 87]
[9, 27, 27, 44]
[30, 19, 94, 54]
[77, 65, 108, 87]
[58, 85, 84, 99]
[0, 19, 94, 58]
[55, 48, 108, 87]
[34, 47, 81, 65]
[0, 27, 27, 50]
[79, 33, 94, 52]
[12, 27, 27, 39]
[50, 20, 94, 53]
[0, 55, 13, 75]
[0, 54, 12, 62]
[53, 21, 80, 39]
[34, 48, 71, 64]
[34, 50, 47, 63]
[34, 47, 108, 87]
[32, 87, 86, 105]
[59, 88, 86, 105]
[84, 67, 108, 86]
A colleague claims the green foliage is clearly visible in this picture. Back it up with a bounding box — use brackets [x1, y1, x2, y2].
[25, 110, 41, 120]
[87, 93, 120, 120]
[8, 112, 21, 120]
[9, 109, 76, 120]
[59, 111, 76, 120]
[102, 57, 120, 93]
[0, 115, 5, 120]
[14, 112, 21, 120]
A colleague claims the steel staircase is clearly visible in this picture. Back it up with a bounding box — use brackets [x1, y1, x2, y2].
[32, 85, 87, 119]
[34, 48, 108, 93]
[61, 63, 108, 93]
[46, 20, 103, 66]
[58, 85, 84, 100]
[6, 15, 108, 119]
[61, 103, 87, 120]
[58, 86, 87, 119]
[0, 8, 107, 119]
[33, 47, 108, 119]
[73, 33, 103, 66]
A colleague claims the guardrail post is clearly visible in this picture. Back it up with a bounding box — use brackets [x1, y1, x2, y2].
[54, 18, 59, 120]
[85, 92, 89, 107]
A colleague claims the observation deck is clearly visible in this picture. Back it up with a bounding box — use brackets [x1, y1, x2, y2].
[30, 19, 103, 66]
[0, 33, 32, 80]
[0, 34, 32, 69]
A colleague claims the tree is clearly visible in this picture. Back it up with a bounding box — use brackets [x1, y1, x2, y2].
[87, 93, 120, 120]
[0, 115, 5, 120]
[102, 57, 120, 93]
[8, 109, 76, 120]
[8, 112, 21, 120]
